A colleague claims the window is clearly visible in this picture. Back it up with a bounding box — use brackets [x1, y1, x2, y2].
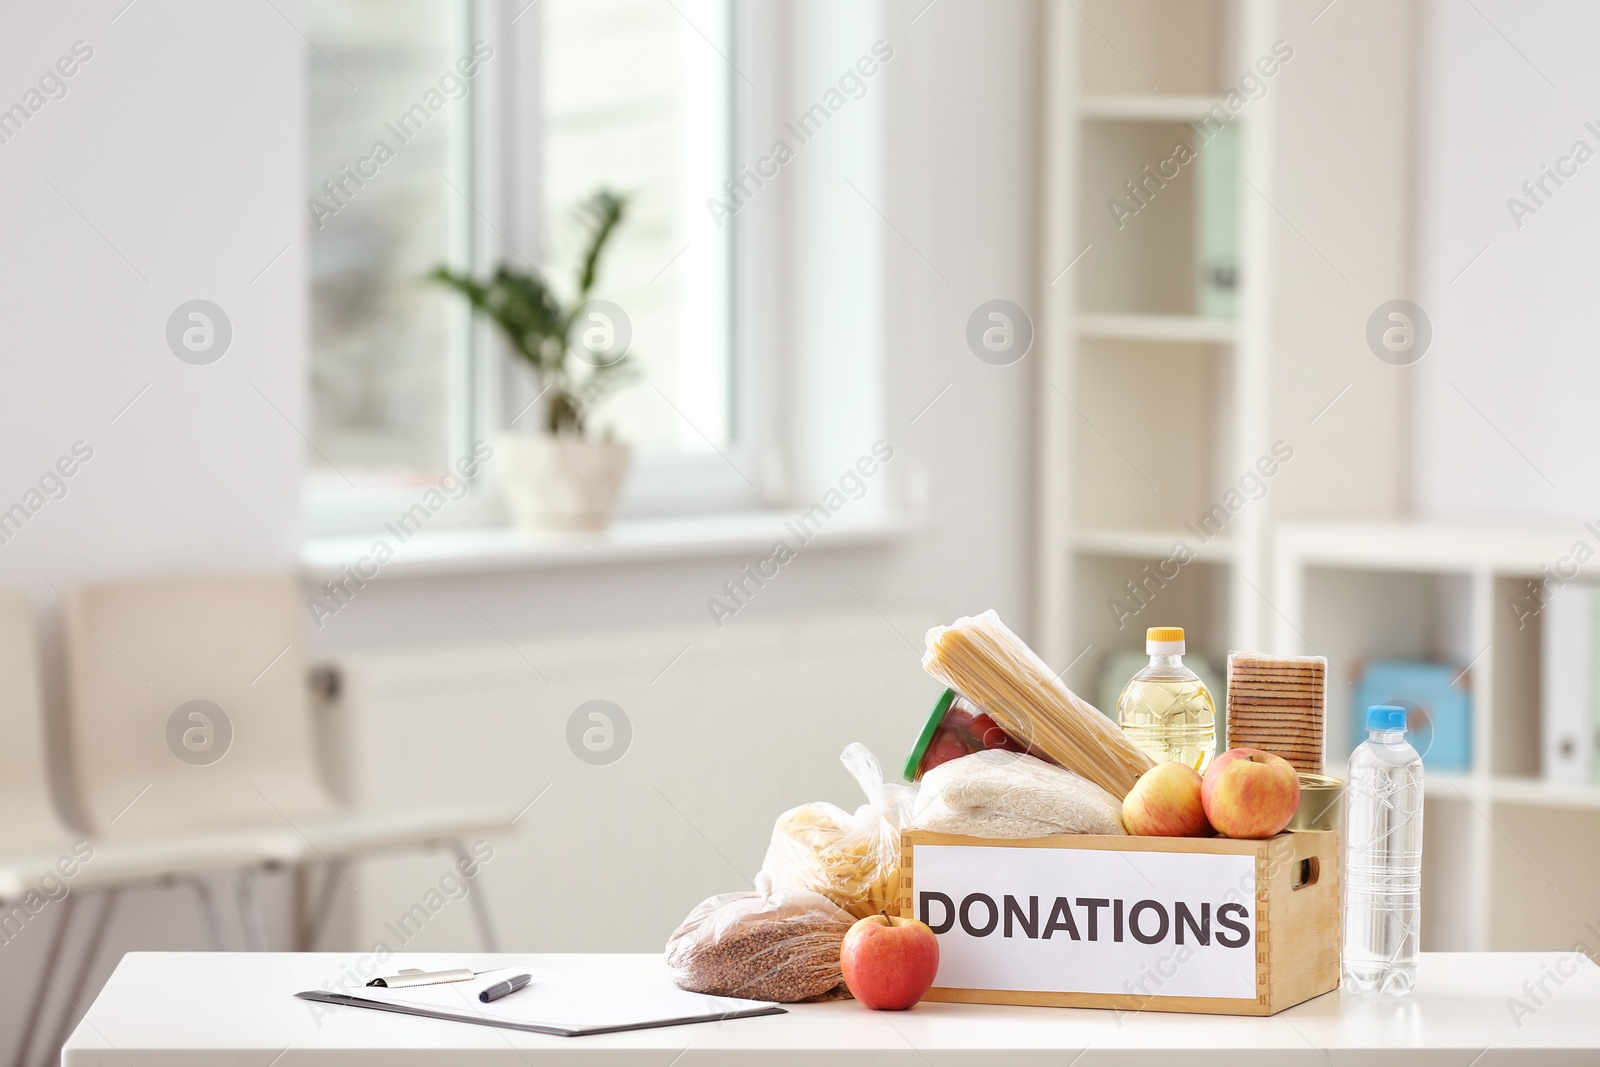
[304, 0, 475, 498]
[304, 0, 744, 528]
[541, 0, 733, 457]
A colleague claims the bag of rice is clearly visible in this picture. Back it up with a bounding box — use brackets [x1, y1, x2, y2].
[911, 749, 1126, 837]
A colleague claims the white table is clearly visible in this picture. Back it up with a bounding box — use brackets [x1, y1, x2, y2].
[64, 951, 1600, 1065]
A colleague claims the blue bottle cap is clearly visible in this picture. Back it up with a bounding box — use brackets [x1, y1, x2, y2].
[1367, 705, 1407, 731]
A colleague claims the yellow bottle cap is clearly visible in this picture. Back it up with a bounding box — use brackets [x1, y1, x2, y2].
[1146, 626, 1186, 655]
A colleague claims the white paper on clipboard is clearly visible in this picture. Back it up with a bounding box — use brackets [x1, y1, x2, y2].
[297, 966, 784, 1037]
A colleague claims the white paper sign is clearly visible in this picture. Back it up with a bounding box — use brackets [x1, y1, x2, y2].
[913, 844, 1258, 1000]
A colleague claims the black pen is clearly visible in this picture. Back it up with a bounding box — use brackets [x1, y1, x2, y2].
[479, 974, 533, 1003]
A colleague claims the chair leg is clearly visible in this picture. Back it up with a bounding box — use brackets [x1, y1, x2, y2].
[186, 876, 226, 950]
[450, 839, 500, 953]
[300, 862, 343, 951]
[9, 893, 76, 1067]
[248, 869, 272, 950]
[292, 862, 311, 951]
[234, 868, 266, 951]
[38, 887, 119, 1067]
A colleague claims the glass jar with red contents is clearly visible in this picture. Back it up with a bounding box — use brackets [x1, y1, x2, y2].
[902, 689, 1035, 782]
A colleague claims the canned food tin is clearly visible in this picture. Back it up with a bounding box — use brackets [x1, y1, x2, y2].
[1289, 772, 1343, 832]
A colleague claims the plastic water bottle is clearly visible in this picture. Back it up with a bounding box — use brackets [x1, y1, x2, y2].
[1342, 704, 1425, 996]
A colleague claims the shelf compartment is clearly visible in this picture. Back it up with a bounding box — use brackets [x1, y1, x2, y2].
[1296, 567, 1476, 771]
[1077, 313, 1237, 344]
[1484, 804, 1600, 950]
[1077, 120, 1202, 317]
[1078, 0, 1230, 97]
[1067, 553, 1230, 708]
[1070, 338, 1229, 531]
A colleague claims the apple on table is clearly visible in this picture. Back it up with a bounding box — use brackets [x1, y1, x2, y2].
[840, 913, 940, 1010]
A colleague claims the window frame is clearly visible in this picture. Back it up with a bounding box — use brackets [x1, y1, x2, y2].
[303, 0, 775, 539]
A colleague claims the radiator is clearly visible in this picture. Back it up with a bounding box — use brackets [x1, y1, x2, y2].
[324, 609, 944, 954]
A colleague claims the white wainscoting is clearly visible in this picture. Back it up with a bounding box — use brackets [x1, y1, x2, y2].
[323, 609, 945, 954]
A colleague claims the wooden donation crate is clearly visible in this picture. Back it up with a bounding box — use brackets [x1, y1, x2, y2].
[898, 829, 1339, 1016]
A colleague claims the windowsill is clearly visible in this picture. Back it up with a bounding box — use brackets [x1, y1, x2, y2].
[300, 508, 921, 580]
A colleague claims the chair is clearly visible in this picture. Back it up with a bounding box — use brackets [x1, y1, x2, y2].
[0, 588, 295, 1067]
[58, 573, 513, 951]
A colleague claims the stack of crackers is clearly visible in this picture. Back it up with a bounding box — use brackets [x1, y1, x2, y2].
[1225, 653, 1327, 774]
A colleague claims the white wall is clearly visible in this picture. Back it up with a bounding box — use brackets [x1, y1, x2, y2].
[1266, 0, 1416, 524]
[0, 0, 306, 715]
[1414, 0, 1600, 521]
[0, 0, 1040, 1056]
[0, 2, 306, 1058]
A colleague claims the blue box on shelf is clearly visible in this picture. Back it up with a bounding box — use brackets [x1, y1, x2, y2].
[1350, 659, 1472, 772]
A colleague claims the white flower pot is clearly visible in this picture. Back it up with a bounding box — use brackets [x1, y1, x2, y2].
[495, 434, 631, 533]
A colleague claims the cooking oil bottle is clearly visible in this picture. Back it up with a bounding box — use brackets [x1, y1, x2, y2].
[1117, 626, 1218, 772]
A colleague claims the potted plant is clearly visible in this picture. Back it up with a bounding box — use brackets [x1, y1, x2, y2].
[431, 189, 638, 532]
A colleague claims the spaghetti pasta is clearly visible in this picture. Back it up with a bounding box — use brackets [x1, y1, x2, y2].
[921, 610, 1155, 799]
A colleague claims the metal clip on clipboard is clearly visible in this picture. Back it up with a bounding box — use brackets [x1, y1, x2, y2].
[367, 968, 477, 989]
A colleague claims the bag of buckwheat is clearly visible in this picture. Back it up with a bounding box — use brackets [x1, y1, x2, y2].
[664, 873, 854, 1002]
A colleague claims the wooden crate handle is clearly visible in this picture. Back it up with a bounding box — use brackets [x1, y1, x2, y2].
[1292, 856, 1321, 891]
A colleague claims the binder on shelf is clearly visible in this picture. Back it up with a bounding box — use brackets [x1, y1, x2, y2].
[1348, 660, 1471, 773]
[1195, 122, 1240, 319]
[1541, 582, 1599, 783]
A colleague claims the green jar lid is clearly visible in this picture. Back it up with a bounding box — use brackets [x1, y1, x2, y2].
[903, 688, 957, 782]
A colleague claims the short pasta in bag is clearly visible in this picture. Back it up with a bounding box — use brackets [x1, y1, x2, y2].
[762, 742, 915, 919]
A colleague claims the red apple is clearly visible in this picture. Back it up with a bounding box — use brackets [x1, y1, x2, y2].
[1201, 748, 1300, 839]
[1122, 761, 1213, 837]
[840, 913, 940, 1010]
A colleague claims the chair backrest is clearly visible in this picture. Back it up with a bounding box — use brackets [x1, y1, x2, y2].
[0, 588, 74, 850]
[61, 573, 333, 837]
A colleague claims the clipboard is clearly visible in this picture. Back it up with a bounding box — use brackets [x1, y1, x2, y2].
[296, 966, 787, 1037]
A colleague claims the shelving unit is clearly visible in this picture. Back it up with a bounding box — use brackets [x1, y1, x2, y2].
[1076, 313, 1238, 344]
[1078, 94, 1229, 122]
[1032, 4, 1589, 956]
[1275, 521, 1600, 951]
[1036, 0, 1275, 693]
[1071, 527, 1235, 563]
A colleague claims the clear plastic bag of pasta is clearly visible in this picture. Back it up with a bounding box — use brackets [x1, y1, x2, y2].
[761, 742, 915, 919]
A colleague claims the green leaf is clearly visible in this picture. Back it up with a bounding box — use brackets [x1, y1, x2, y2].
[575, 189, 629, 298]
[427, 187, 640, 437]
